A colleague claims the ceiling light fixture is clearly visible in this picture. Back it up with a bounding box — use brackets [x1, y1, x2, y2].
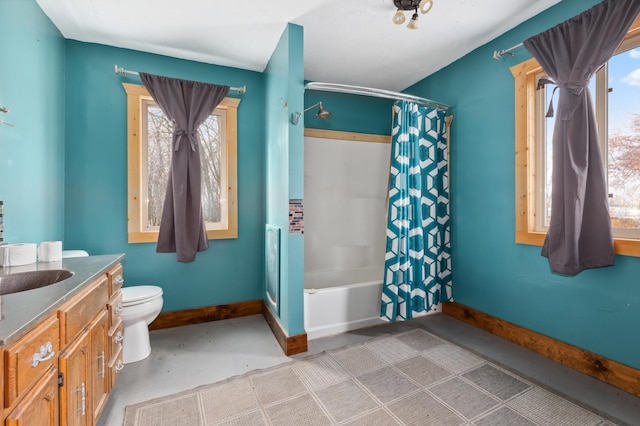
[392, 0, 433, 30]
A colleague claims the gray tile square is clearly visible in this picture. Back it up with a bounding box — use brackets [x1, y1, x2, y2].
[264, 394, 332, 426]
[366, 337, 417, 363]
[215, 410, 267, 426]
[250, 367, 307, 405]
[293, 355, 350, 391]
[395, 356, 453, 386]
[387, 391, 465, 426]
[200, 378, 260, 423]
[396, 329, 446, 351]
[314, 379, 378, 422]
[508, 387, 605, 426]
[474, 406, 537, 426]
[358, 366, 420, 403]
[462, 364, 531, 401]
[429, 377, 499, 419]
[136, 393, 202, 426]
[424, 344, 485, 373]
[332, 346, 387, 376]
[341, 409, 401, 426]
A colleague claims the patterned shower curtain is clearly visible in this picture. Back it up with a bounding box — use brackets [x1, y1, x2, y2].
[380, 101, 452, 322]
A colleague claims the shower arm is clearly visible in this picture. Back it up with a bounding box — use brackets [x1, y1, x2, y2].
[303, 102, 322, 113]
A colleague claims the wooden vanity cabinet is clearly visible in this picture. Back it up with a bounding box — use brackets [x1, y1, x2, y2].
[58, 331, 90, 426]
[58, 276, 108, 426]
[3, 315, 60, 408]
[5, 367, 59, 426]
[1, 261, 124, 426]
[3, 314, 60, 426]
[106, 265, 124, 392]
[89, 311, 109, 424]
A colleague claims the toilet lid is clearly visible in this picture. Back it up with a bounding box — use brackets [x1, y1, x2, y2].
[122, 285, 163, 305]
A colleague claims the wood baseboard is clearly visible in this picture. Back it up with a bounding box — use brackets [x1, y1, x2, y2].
[442, 302, 640, 398]
[149, 299, 263, 331]
[147, 299, 308, 356]
[262, 302, 308, 356]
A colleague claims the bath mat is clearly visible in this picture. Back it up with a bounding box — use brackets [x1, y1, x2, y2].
[124, 328, 627, 426]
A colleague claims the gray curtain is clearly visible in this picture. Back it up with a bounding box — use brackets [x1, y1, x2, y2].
[140, 73, 229, 262]
[523, 0, 640, 275]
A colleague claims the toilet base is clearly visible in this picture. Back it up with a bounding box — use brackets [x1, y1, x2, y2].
[123, 321, 151, 364]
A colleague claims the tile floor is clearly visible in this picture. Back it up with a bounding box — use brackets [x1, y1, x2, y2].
[98, 313, 640, 426]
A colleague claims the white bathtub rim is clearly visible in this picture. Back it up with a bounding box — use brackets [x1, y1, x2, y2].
[304, 279, 382, 294]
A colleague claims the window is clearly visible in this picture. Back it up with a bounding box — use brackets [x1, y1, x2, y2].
[124, 83, 239, 243]
[513, 17, 640, 256]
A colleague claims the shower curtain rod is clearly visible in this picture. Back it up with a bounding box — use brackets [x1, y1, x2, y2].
[304, 82, 450, 111]
[114, 65, 247, 94]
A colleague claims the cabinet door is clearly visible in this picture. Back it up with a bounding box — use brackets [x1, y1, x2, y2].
[5, 367, 59, 426]
[4, 315, 59, 407]
[59, 331, 91, 426]
[90, 310, 109, 424]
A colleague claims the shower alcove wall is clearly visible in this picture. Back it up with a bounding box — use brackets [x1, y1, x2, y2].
[304, 130, 390, 339]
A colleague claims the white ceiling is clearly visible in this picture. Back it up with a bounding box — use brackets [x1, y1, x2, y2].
[36, 0, 561, 92]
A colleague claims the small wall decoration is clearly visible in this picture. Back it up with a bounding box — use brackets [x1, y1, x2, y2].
[289, 199, 304, 234]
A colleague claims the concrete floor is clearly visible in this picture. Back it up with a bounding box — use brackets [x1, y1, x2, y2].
[98, 313, 640, 426]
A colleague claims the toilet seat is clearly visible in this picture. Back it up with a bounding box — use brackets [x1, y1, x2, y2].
[122, 285, 163, 307]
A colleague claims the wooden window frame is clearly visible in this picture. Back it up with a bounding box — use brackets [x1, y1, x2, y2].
[124, 83, 239, 243]
[512, 17, 640, 256]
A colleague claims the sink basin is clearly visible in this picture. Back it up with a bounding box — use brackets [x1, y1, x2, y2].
[0, 270, 73, 296]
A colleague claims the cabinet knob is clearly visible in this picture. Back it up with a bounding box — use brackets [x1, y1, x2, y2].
[115, 303, 123, 314]
[115, 275, 124, 285]
[31, 341, 55, 368]
[114, 331, 124, 344]
[115, 360, 124, 373]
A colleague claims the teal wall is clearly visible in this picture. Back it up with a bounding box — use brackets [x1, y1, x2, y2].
[407, 0, 640, 369]
[0, 0, 65, 243]
[64, 41, 266, 312]
[304, 88, 393, 135]
[264, 24, 305, 336]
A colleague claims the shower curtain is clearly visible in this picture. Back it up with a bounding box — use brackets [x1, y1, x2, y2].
[380, 101, 452, 322]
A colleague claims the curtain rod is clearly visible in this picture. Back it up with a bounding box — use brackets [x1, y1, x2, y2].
[114, 65, 247, 94]
[304, 82, 450, 111]
[493, 43, 524, 60]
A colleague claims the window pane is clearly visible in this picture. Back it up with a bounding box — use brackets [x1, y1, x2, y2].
[146, 105, 173, 227]
[199, 114, 222, 223]
[607, 50, 640, 232]
[543, 84, 554, 228]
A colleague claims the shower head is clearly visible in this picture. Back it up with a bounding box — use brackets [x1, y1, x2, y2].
[315, 102, 332, 119]
[304, 102, 332, 119]
[291, 102, 332, 125]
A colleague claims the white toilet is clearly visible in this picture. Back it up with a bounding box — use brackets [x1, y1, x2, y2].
[121, 285, 164, 364]
[61, 250, 163, 364]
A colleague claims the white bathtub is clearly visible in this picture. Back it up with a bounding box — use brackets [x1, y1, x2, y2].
[304, 266, 442, 340]
[304, 266, 387, 340]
